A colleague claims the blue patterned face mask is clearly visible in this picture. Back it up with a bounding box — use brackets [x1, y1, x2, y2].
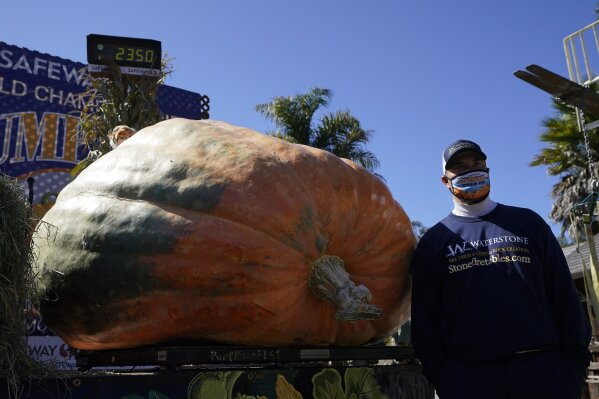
[447, 169, 490, 204]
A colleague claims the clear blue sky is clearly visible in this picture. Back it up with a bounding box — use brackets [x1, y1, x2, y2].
[2, 0, 597, 236]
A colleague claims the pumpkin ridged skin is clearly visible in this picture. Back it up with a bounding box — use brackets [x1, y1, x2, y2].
[34, 119, 415, 350]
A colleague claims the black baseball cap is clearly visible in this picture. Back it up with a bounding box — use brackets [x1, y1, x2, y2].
[442, 139, 487, 171]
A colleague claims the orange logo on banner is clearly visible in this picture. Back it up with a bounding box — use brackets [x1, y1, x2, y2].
[7, 111, 81, 164]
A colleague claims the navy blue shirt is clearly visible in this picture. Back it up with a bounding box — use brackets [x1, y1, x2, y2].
[411, 204, 591, 381]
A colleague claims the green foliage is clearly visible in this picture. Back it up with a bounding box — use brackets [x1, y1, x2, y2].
[530, 100, 593, 174]
[256, 87, 380, 172]
[411, 220, 428, 241]
[530, 90, 599, 237]
[71, 59, 171, 176]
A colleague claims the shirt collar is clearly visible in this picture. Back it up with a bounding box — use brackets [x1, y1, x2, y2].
[452, 197, 497, 218]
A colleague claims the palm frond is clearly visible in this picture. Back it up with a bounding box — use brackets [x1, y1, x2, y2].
[256, 87, 333, 145]
[531, 84, 599, 235]
[316, 110, 379, 171]
[256, 88, 379, 171]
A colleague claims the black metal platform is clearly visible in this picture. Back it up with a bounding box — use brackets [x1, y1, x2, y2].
[76, 344, 417, 370]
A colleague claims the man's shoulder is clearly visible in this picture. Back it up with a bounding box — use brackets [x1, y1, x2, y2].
[418, 216, 454, 243]
[493, 203, 544, 221]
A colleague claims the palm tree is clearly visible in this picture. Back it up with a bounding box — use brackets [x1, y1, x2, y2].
[531, 96, 599, 236]
[256, 87, 380, 171]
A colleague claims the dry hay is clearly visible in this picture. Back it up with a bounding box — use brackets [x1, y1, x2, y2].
[0, 173, 69, 398]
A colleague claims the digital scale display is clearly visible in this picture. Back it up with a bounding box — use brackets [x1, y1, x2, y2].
[87, 34, 161, 76]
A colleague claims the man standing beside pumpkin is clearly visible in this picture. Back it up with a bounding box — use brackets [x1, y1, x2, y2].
[410, 139, 591, 399]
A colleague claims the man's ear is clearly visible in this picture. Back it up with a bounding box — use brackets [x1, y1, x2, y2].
[441, 175, 452, 191]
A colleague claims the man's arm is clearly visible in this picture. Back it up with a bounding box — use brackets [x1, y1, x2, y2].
[539, 216, 592, 366]
[411, 238, 447, 384]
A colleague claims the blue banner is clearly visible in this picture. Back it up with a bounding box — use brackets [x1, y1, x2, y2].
[0, 41, 208, 206]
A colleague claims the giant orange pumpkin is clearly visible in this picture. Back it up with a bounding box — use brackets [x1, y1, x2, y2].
[33, 119, 415, 350]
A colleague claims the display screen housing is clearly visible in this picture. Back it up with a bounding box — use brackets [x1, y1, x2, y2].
[87, 34, 161, 70]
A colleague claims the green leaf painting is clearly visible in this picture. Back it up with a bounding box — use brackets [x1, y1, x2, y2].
[188, 371, 243, 399]
[345, 368, 388, 399]
[185, 367, 388, 399]
[312, 368, 388, 399]
[312, 369, 345, 399]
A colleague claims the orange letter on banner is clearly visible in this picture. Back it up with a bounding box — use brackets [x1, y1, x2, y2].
[38, 114, 59, 161]
[12, 112, 62, 163]
[62, 115, 80, 163]
[0, 113, 19, 165]
[11, 112, 39, 163]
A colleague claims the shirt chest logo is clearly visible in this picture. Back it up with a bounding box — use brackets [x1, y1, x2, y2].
[445, 235, 532, 274]
[446, 235, 529, 257]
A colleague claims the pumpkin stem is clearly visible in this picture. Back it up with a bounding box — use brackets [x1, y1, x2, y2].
[308, 255, 383, 321]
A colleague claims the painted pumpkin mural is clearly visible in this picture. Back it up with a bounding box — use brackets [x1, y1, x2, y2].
[33, 119, 415, 350]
